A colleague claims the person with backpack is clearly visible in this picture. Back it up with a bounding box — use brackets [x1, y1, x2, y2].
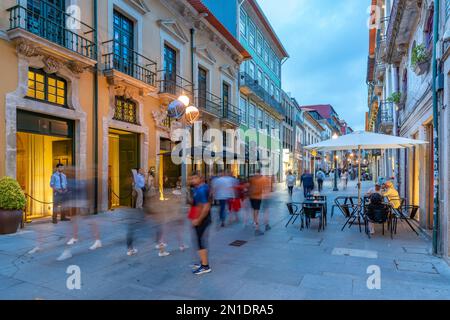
[315, 169, 326, 192]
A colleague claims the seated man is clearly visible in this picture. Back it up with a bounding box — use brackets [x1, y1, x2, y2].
[383, 181, 401, 209]
[366, 183, 382, 197]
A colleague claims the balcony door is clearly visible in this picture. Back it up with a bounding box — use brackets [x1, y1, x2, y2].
[113, 10, 134, 76]
[27, 0, 66, 46]
[198, 67, 207, 109]
[222, 82, 230, 118]
[163, 45, 177, 94]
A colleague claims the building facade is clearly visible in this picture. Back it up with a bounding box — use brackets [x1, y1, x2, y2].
[367, 0, 449, 261]
[0, 0, 248, 220]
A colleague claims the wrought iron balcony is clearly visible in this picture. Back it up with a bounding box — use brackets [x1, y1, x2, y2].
[239, 72, 284, 116]
[157, 70, 193, 101]
[103, 40, 157, 88]
[7, 1, 96, 62]
[195, 90, 223, 118]
[379, 100, 394, 134]
[222, 102, 240, 126]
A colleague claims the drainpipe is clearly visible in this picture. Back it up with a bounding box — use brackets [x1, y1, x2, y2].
[93, 0, 99, 213]
[432, 0, 440, 255]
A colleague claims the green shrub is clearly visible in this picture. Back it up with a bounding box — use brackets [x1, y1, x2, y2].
[411, 44, 429, 67]
[387, 92, 401, 104]
[0, 177, 26, 210]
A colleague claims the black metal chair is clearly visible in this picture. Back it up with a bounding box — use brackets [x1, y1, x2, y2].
[390, 198, 419, 236]
[305, 195, 327, 225]
[285, 203, 302, 227]
[331, 196, 358, 218]
[364, 203, 393, 239]
[302, 202, 325, 232]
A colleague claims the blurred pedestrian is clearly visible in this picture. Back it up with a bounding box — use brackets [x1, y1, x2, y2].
[249, 170, 270, 236]
[134, 168, 146, 209]
[316, 169, 325, 193]
[300, 170, 314, 198]
[211, 170, 237, 227]
[286, 171, 296, 197]
[189, 171, 212, 275]
[341, 170, 348, 190]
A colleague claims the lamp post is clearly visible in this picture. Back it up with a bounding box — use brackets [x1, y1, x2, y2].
[332, 133, 339, 191]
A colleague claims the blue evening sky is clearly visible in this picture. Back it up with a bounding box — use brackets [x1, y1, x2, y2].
[258, 0, 370, 131]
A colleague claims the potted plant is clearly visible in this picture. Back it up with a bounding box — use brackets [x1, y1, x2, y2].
[387, 92, 401, 104]
[411, 44, 430, 75]
[0, 177, 26, 234]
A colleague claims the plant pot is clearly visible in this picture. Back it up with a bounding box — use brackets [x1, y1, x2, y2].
[0, 209, 23, 234]
[414, 60, 430, 75]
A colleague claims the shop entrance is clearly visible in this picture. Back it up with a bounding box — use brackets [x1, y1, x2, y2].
[108, 129, 139, 208]
[16, 110, 74, 220]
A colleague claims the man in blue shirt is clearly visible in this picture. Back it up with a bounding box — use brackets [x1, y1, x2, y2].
[50, 163, 70, 223]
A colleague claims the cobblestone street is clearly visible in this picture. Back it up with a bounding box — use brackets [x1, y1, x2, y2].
[1, 179, 449, 300]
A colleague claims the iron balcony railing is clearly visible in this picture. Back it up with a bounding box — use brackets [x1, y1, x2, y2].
[223, 102, 240, 125]
[195, 90, 222, 118]
[157, 70, 193, 98]
[102, 40, 157, 87]
[7, 1, 96, 60]
[239, 72, 284, 115]
[380, 100, 394, 123]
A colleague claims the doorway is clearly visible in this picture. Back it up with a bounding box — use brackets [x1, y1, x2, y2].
[16, 111, 74, 220]
[108, 129, 139, 208]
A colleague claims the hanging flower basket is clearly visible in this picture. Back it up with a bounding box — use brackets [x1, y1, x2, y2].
[414, 60, 430, 76]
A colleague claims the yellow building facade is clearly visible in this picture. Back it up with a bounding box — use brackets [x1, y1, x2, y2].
[0, 0, 248, 220]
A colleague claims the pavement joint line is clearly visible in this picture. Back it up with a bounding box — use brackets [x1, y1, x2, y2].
[332, 247, 378, 259]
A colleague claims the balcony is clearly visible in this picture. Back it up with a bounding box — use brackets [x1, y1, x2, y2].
[379, 101, 394, 134]
[102, 40, 157, 93]
[385, 0, 420, 64]
[195, 90, 222, 118]
[7, 1, 96, 67]
[222, 102, 240, 127]
[239, 72, 284, 116]
[157, 70, 193, 105]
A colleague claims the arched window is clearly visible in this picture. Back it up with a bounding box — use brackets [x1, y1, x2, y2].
[27, 68, 67, 106]
[113, 96, 137, 124]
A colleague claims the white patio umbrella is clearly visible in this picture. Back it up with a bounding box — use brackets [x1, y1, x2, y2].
[304, 131, 428, 204]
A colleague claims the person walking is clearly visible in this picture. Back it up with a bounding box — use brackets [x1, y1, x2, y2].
[248, 170, 270, 236]
[134, 168, 146, 209]
[316, 169, 325, 193]
[300, 170, 314, 198]
[211, 171, 237, 227]
[341, 170, 349, 190]
[189, 171, 212, 275]
[286, 171, 296, 198]
[50, 163, 70, 223]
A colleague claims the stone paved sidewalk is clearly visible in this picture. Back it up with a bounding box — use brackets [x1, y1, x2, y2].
[0, 179, 449, 300]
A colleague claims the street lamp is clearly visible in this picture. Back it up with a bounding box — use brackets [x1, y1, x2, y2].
[332, 133, 339, 191]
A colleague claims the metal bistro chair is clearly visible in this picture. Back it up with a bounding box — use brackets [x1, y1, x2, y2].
[338, 196, 364, 232]
[331, 196, 357, 218]
[364, 202, 394, 239]
[302, 202, 325, 232]
[390, 198, 419, 236]
[306, 195, 327, 225]
[285, 203, 302, 228]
